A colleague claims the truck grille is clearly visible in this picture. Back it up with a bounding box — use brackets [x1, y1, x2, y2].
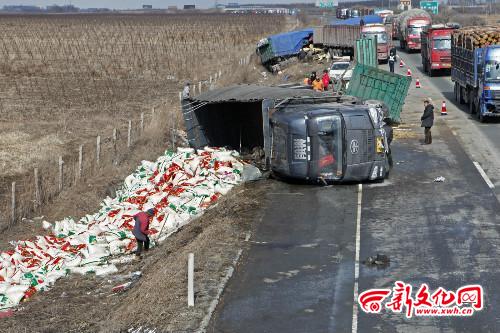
[491, 90, 500, 100]
[440, 56, 451, 63]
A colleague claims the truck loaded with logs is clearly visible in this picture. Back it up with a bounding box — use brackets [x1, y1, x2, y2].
[452, 26, 500, 122]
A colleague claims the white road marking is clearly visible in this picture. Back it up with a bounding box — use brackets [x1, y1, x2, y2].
[473, 161, 495, 189]
[352, 184, 362, 333]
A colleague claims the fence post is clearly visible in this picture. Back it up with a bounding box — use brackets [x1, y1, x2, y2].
[179, 91, 182, 102]
[127, 120, 132, 148]
[96, 135, 101, 167]
[140, 112, 144, 134]
[193, 84, 196, 96]
[172, 111, 176, 149]
[198, 81, 202, 94]
[112, 128, 118, 165]
[11, 182, 16, 226]
[188, 253, 194, 307]
[34, 168, 40, 210]
[58, 156, 64, 192]
[78, 145, 83, 179]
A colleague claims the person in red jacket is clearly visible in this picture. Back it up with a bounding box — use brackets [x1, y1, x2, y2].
[133, 208, 155, 259]
[322, 69, 331, 91]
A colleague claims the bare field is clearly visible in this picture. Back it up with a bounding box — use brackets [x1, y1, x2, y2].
[0, 13, 284, 176]
[0, 13, 286, 225]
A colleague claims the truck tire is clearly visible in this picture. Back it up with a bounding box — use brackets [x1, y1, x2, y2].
[458, 87, 465, 105]
[428, 64, 434, 77]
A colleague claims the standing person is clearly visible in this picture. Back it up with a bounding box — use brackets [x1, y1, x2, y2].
[133, 208, 155, 259]
[182, 82, 190, 99]
[388, 53, 395, 73]
[312, 76, 324, 91]
[322, 69, 330, 91]
[421, 98, 434, 144]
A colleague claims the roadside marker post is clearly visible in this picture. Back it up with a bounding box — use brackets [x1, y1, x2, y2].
[188, 253, 194, 307]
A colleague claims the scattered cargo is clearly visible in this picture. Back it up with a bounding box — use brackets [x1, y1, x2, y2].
[397, 9, 432, 51]
[421, 26, 454, 76]
[451, 26, 500, 121]
[182, 85, 393, 183]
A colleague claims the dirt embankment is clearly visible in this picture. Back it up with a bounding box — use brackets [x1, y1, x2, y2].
[0, 179, 270, 333]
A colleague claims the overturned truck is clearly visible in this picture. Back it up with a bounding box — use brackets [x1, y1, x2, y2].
[182, 85, 393, 183]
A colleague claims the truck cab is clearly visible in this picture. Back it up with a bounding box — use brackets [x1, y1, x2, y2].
[404, 17, 431, 50]
[271, 101, 392, 183]
[476, 46, 500, 120]
[361, 24, 390, 63]
[421, 26, 453, 76]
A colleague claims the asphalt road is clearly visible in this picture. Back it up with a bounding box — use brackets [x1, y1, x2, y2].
[209, 122, 500, 333]
[207, 45, 500, 333]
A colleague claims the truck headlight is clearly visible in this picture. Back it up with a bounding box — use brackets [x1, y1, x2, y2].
[370, 165, 379, 180]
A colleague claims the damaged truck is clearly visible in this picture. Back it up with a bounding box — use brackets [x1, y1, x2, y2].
[182, 85, 393, 183]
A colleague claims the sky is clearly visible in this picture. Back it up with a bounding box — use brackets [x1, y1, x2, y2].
[0, 0, 315, 9]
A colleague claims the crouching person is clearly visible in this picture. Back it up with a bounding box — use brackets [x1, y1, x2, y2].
[133, 208, 155, 259]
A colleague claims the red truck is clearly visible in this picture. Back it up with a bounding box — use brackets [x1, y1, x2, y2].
[421, 26, 453, 76]
[397, 9, 431, 51]
[361, 24, 390, 63]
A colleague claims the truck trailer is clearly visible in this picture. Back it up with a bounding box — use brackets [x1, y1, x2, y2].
[421, 26, 454, 76]
[451, 27, 500, 122]
[182, 85, 393, 183]
[313, 25, 362, 57]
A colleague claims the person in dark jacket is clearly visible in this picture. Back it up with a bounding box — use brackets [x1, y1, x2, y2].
[421, 98, 434, 144]
[133, 208, 155, 258]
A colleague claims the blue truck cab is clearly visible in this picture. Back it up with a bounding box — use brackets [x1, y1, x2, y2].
[452, 38, 500, 122]
[475, 46, 500, 120]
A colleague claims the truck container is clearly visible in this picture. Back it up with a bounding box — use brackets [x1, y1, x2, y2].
[451, 26, 500, 122]
[398, 9, 431, 51]
[361, 24, 390, 63]
[181, 85, 393, 183]
[256, 29, 313, 70]
[313, 25, 362, 57]
[421, 26, 454, 76]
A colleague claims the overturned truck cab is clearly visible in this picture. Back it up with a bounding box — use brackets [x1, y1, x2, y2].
[182, 84, 392, 183]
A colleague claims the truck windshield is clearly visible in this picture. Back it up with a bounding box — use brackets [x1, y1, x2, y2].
[363, 32, 388, 43]
[485, 60, 500, 82]
[331, 62, 349, 70]
[316, 116, 343, 178]
[433, 38, 451, 50]
[408, 26, 423, 36]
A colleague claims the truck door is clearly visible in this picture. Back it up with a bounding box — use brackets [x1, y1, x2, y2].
[306, 114, 344, 181]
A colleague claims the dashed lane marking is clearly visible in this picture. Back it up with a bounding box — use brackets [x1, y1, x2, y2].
[473, 161, 495, 189]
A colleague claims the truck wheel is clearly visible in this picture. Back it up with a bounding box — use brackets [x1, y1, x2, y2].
[458, 87, 465, 104]
[478, 112, 486, 123]
[428, 66, 434, 77]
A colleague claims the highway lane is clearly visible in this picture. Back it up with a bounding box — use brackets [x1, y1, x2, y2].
[208, 183, 359, 333]
[394, 50, 500, 189]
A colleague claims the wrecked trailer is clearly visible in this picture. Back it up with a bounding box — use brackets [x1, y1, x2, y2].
[182, 84, 392, 183]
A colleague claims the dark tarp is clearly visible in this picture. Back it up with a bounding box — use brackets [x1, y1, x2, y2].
[267, 29, 314, 57]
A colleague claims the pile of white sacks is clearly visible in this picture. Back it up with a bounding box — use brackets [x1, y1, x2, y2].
[0, 148, 245, 310]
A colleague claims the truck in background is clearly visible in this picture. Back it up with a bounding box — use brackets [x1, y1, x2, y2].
[256, 29, 313, 72]
[451, 27, 500, 122]
[397, 9, 431, 51]
[421, 25, 454, 76]
[361, 24, 390, 63]
[313, 25, 362, 57]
